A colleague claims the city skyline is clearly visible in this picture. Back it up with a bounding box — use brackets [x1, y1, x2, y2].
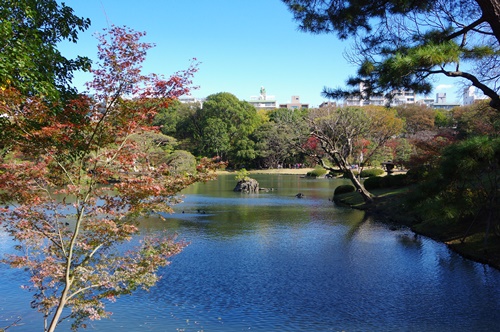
[58, 0, 462, 107]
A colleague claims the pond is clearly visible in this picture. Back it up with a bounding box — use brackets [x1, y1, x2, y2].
[1, 174, 500, 331]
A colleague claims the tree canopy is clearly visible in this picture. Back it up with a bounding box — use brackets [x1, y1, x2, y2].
[305, 106, 404, 202]
[283, 0, 500, 110]
[192, 92, 260, 166]
[0, 0, 91, 101]
[0, 25, 215, 332]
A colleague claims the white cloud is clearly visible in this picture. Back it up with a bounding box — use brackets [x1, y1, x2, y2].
[435, 84, 453, 91]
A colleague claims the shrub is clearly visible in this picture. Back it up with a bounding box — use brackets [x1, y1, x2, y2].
[342, 170, 359, 178]
[306, 166, 327, 178]
[363, 176, 383, 190]
[165, 150, 197, 174]
[235, 168, 250, 182]
[327, 169, 343, 177]
[360, 168, 384, 178]
[385, 174, 409, 187]
[405, 166, 428, 182]
[364, 174, 410, 190]
[334, 184, 356, 196]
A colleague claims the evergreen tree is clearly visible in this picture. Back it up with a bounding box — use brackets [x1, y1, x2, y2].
[283, 0, 500, 110]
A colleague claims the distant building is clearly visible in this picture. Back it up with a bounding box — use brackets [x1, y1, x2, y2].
[433, 93, 460, 110]
[319, 101, 337, 108]
[247, 87, 277, 110]
[343, 83, 415, 107]
[436, 93, 447, 104]
[416, 96, 435, 108]
[179, 96, 205, 107]
[390, 90, 416, 106]
[279, 95, 309, 109]
[463, 86, 488, 106]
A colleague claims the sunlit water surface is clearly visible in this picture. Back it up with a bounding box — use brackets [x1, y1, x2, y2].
[1, 174, 500, 331]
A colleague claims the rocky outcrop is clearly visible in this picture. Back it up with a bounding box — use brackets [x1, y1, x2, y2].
[233, 178, 259, 193]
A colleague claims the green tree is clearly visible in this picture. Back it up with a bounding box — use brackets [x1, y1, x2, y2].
[283, 0, 500, 110]
[395, 104, 435, 135]
[171, 102, 204, 151]
[434, 109, 454, 128]
[201, 117, 231, 158]
[0, 26, 214, 332]
[152, 99, 182, 135]
[129, 131, 178, 167]
[254, 108, 308, 168]
[452, 100, 500, 138]
[197, 92, 260, 166]
[410, 136, 500, 242]
[165, 150, 197, 174]
[306, 106, 404, 203]
[0, 0, 91, 101]
[387, 137, 413, 168]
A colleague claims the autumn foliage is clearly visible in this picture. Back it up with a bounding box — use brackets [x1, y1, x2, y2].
[0, 26, 218, 331]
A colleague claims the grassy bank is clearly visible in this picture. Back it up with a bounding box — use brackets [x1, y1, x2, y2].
[217, 168, 315, 176]
[335, 188, 500, 270]
[217, 168, 500, 269]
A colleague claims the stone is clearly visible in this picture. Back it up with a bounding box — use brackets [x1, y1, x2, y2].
[233, 178, 259, 193]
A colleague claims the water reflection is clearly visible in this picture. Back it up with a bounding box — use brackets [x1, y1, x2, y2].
[1, 175, 500, 331]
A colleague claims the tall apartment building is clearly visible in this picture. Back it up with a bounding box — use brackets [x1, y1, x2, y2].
[391, 90, 416, 105]
[279, 95, 309, 109]
[433, 92, 461, 110]
[463, 86, 488, 106]
[247, 87, 277, 110]
[343, 82, 415, 107]
[179, 96, 206, 107]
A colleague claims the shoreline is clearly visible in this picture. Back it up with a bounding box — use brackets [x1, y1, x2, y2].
[217, 168, 315, 176]
[336, 191, 500, 271]
[215, 169, 500, 270]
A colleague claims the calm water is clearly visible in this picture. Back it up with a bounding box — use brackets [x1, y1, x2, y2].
[2, 174, 500, 331]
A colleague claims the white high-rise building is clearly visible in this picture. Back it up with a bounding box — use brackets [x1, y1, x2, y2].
[343, 83, 415, 107]
[248, 87, 277, 110]
[463, 86, 487, 106]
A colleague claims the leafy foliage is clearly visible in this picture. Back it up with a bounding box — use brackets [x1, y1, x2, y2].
[306, 166, 327, 177]
[359, 168, 384, 178]
[189, 92, 260, 166]
[408, 136, 500, 240]
[0, 0, 91, 101]
[253, 108, 308, 168]
[395, 104, 435, 135]
[235, 168, 251, 182]
[363, 174, 410, 190]
[283, 0, 500, 110]
[165, 150, 197, 175]
[453, 101, 500, 138]
[334, 184, 355, 196]
[304, 106, 403, 202]
[0, 26, 217, 331]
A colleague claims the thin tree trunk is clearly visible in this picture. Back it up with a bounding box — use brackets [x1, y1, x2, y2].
[335, 153, 374, 204]
[319, 152, 374, 204]
[47, 289, 68, 332]
[344, 166, 374, 203]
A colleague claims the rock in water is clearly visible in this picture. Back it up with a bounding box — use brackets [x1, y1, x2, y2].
[233, 178, 259, 193]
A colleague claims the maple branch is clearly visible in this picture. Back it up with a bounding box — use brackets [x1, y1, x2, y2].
[84, 82, 125, 155]
[66, 284, 101, 301]
[30, 221, 65, 253]
[49, 150, 77, 187]
[73, 243, 104, 271]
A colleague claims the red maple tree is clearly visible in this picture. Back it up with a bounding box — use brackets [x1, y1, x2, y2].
[0, 26, 218, 331]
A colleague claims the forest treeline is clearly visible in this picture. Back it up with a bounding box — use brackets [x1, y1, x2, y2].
[152, 92, 500, 249]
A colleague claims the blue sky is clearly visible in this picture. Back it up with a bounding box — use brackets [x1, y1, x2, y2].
[58, 0, 460, 107]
